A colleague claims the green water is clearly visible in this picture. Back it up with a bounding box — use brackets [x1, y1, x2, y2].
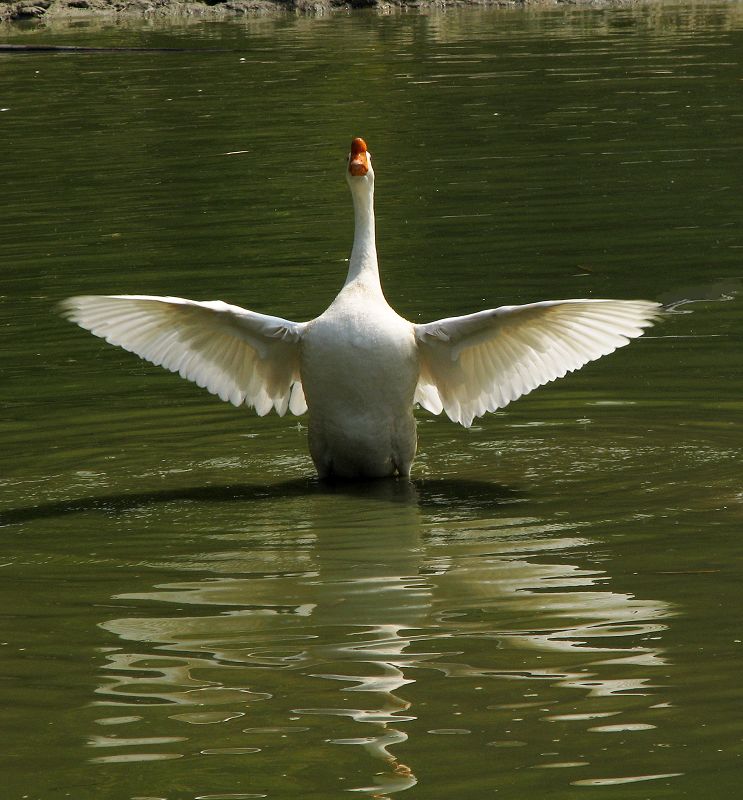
[1, 3, 742, 798]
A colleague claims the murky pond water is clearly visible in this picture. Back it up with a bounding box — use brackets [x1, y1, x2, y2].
[2, 2, 742, 797]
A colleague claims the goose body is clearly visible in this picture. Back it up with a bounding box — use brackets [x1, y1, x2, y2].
[303, 283, 418, 478]
[61, 138, 660, 479]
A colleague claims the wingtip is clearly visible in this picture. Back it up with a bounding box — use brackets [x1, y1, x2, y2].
[57, 295, 101, 325]
[56, 296, 80, 320]
[637, 300, 665, 326]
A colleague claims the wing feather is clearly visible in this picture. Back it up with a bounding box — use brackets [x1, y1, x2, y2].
[415, 299, 661, 427]
[60, 294, 307, 416]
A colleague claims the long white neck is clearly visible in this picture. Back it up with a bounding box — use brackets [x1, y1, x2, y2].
[344, 176, 381, 290]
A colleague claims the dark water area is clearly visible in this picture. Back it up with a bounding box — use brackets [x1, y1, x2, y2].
[1, 3, 742, 798]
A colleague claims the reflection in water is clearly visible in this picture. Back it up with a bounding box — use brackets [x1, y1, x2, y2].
[93, 486, 672, 796]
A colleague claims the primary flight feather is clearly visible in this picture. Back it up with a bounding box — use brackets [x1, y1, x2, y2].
[61, 137, 660, 479]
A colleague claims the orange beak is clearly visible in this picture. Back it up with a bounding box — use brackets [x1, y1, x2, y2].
[348, 137, 370, 177]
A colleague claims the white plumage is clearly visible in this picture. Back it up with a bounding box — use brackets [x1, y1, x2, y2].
[63, 294, 306, 416]
[415, 299, 657, 427]
[60, 137, 660, 479]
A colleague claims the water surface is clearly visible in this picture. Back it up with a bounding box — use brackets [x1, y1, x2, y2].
[1, 3, 742, 798]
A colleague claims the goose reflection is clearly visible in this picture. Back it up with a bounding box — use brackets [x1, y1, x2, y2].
[93, 485, 671, 797]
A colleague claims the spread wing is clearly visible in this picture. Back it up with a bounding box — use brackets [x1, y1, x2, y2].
[414, 299, 661, 427]
[59, 294, 308, 416]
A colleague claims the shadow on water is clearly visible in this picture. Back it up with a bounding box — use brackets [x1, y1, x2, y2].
[0, 477, 523, 527]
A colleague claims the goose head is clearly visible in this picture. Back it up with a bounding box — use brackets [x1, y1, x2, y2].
[346, 137, 374, 190]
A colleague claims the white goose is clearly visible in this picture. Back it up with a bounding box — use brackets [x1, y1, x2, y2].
[61, 137, 660, 479]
